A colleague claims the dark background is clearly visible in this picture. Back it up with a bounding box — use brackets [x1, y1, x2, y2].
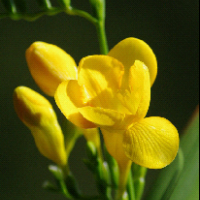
[0, 0, 199, 199]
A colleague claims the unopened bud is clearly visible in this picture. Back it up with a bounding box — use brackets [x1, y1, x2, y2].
[26, 42, 77, 96]
[14, 86, 67, 166]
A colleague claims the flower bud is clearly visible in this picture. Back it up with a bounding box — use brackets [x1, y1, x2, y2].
[26, 42, 77, 96]
[13, 86, 67, 166]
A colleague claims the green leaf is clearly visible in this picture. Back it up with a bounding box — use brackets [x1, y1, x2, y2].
[169, 108, 199, 200]
[144, 107, 199, 200]
[144, 149, 184, 200]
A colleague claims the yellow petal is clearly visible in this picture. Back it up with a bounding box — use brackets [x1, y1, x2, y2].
[55, 81, 96, 129]
[26, 42, 77, 96]
[31, 126, 67, 166]
[108, 38, 157, 86]
[78, 55, 124, 109]
[67, 80, 90, 107]
[101, 128, 130, 165]
[13, 86, 53, 127]
[13, 86, 67, 166]
[123, 117, 179, 169]
[118, 60, 150, 120]
[101, 128, 132, 196]
[79, 106, 134, 129]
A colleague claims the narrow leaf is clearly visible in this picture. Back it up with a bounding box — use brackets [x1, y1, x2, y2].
[169, 108, 199, 200]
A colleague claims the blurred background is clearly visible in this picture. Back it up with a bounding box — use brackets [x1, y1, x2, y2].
[0, 0, 199, 199]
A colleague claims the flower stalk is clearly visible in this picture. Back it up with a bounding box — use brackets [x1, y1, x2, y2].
[89, 0, 109, 54]
[116, 161, 132, 200]
[127, 171, 136, 200]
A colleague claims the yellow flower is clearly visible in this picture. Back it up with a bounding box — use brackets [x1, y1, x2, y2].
[25, 41, 102, 157]
[13, 86, 67, 166]
[55, 37, 179, 170]
[26, 42, 77, 96]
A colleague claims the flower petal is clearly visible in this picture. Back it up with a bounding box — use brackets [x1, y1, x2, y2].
[78, 55, 124, 109]
[123, 117, 179, 169]
[55, 81, 96, 129]
[26, 42, 77, 96]
[79, 106, 134, 129]
[13, 86, 67, 166]
[118, 60, 150, 120]
[101, 128, 131, 166]
[13, 86, 52, 127]
[108, 38, 157, 86]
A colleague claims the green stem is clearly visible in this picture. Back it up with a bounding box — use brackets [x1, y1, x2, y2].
[48, 165, 72, 198]
[132, 164, 147, 200]
[95, 20, 109, 55]
[104, 145, 119, 189]
[93, 0, 109, 54]
[134, 177, 145, 200]
[66, 0, 109, 54]
[0, 7, 64, 21]
[66, 6, 98, 25]
[59, 178, 72, 198]
[1, 0, 109, 55]
[127, 171, 136, 200]
[0, 5, 97, 23]
[116, 161, 132, 200]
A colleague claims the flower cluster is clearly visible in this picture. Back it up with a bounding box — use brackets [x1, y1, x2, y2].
[14, 38, 179, 191]
[13, 42, 101, 167]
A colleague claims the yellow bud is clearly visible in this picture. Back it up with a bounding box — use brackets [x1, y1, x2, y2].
[13, 86, 67, 166]
[26, 42, 77, 96]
